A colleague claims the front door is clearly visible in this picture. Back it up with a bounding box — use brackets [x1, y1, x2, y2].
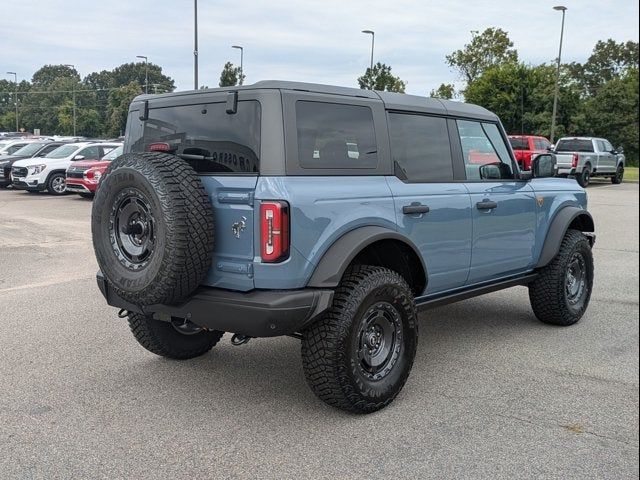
[456, 120, 537, 284]
[386, 113, 472, 295]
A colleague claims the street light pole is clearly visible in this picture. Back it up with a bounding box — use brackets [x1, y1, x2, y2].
[64, 64, 77, 137]
[232, 45, 244, 85]
[6, 72, 18, 132]
[550, 6, 567, 144]
[136, 55, 148, 94]
[362, 30, 375, 70]
[194, 0, 199, 90]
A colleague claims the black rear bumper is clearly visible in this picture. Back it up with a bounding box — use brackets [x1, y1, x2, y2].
[96, 272, 334, 337]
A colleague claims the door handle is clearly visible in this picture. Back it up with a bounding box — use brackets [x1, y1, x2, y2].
[476, 200, 498, 210]
[402, 202, 430, 215]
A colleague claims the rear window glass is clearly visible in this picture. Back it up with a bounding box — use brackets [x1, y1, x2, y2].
[556, 139, 594, 153]
[509, 138, 529, 150]
[296, 101, 378, 169]
[388, 113, 454, 182]
[133, 101, 261, 174]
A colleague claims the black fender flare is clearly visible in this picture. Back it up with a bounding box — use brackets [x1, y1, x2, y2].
[307, 226, 427, 288]
[536, 207, 595, 268]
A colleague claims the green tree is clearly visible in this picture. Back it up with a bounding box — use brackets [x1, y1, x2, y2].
[357, 62, 406, 93]
[105, 82, 142, 137]
[573, 68, 639, 165]
[446, 28, 518, 84]
[219, 62, 245, 87]
[568, 39, 639, 97]
[464, 62, 581, 138]
[111, 62, 175, 94]
[429, 83, 456, 99]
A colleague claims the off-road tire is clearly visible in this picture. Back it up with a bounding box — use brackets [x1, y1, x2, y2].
[611, 164, 624, 184]
[302, 265, 419, 414]
[529, 229, 593, 326]
[128, 313, 223, 360]
[92, 152, 214, 306]
[47, 172, 67, 195]
[577, 165, 591, 188]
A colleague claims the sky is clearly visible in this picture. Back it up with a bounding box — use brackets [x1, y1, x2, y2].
[1, 0, 638, 95]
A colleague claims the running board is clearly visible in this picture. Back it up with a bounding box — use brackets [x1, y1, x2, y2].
[415, 273, 538, 311]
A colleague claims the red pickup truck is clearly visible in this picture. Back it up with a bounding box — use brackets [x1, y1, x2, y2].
[508, 135, 552, 171]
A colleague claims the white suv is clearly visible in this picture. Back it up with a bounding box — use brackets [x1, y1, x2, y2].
[11, 142, 121, 195]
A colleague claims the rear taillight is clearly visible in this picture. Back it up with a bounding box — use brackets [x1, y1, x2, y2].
[148, 142, 171, 152]
[572, 154, 579, 168]
[260, 201, 290, 263]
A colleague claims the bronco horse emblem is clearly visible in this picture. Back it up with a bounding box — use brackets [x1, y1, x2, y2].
[232, 216, 247, 238]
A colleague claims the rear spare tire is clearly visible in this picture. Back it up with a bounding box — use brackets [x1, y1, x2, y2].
[92, 152, 214, 306]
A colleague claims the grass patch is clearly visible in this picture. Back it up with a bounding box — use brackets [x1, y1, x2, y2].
[625, 167, 639, 182]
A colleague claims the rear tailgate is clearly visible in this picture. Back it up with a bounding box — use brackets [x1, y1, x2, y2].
[200, 176, 258, 291]
[556, 153, 576, 170]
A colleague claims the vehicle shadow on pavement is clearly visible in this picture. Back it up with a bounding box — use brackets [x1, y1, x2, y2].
[106, 292, 544, 415]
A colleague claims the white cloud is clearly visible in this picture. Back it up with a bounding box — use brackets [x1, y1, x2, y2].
[1, 0, 638, 95]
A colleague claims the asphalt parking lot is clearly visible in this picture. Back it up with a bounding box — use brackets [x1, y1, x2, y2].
[0, 182, 638, 479]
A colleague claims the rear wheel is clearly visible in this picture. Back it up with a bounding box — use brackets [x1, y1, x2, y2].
[611, 164, 624, 184]
[576, 166, 591, 188]
[301, 265, 418, 413]
[47, 172, 67, 195]
[128, 313, 224, 360]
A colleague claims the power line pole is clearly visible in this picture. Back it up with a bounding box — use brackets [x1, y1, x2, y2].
[362, 30, 375, 70]
[6, 71, 18, 132]
[64, 64, 77, 136]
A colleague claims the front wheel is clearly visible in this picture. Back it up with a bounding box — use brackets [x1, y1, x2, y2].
[529, 230, 594, 326]
[127, 313, 224, 360]
[47, 172, 67, 195]
[301, 265, 418, 413]
[611, 165, 624, 184]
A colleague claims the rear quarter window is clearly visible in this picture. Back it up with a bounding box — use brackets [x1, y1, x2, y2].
[295, 101, 378, 169]
[131, 101, 261, 174]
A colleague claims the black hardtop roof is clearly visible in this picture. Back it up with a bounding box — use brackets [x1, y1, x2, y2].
[134, 80, 497, 121]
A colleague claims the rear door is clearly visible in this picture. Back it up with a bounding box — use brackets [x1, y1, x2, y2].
[597, 139, 616, 173]
[456, 120, 536, 284]
[386, 113, 472, 294]
[128, 92, 263, 291]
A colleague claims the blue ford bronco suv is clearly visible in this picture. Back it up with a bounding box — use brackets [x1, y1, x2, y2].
[92, 81, 595, 413]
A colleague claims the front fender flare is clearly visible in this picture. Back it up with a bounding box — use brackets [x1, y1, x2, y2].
[307, 226, 427, 288]
[536, 207, 595, 268]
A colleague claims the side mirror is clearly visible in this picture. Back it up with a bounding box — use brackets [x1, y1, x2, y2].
[546, 145, 554, 152]
[73, 154, 85, 161]
[617, 146, 624, 154]
[532, 153, 557, 178]
[479, 163, 508, 180]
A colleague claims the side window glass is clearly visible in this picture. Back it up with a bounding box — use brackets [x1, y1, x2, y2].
[457, 120, 513, 180]
[296, 101, 378, 169]
[78, 146, 100, 160]
[388, 113, 454, 182]
[40, 144, 60, 156]
[603, 140, 614, 152]
[101, 146, 117, 157]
